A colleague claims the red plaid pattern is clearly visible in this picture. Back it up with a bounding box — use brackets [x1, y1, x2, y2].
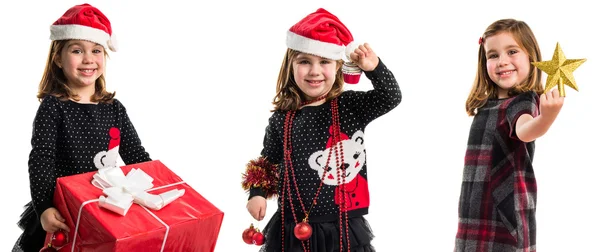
[455, 91, 539, 252]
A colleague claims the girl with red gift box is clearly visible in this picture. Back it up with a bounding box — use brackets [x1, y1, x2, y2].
[13, 4, 152, 252]
[242, 8, 402, 252]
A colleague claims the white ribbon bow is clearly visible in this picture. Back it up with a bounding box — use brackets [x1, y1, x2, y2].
[91, 166, 185, 216]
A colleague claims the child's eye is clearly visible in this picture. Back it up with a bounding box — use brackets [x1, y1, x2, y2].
[71, 49, 82, 54]
[508, 50, 518, 55]
[487, 54, 498, 59]
[320, 60, 331, 64]
[93, 49, 103, 54]
[299, 60, 310, 64]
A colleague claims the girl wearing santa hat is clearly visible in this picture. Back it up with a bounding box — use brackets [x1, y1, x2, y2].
[13, 4, 152, 251]
[242, 8, 402, 252]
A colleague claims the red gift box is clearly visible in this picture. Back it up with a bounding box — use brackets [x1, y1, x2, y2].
[44, 160, 224, 251]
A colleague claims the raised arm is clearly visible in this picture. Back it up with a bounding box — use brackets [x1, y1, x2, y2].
[346, 43, 402, 124]
[515, 89, 563, 143]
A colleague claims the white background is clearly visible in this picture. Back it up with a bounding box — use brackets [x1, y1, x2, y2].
[1, 0, 598, 251]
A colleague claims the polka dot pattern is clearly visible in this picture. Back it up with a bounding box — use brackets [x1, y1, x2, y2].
[257, 60, 401, 221]
[26, 95, 151, 218]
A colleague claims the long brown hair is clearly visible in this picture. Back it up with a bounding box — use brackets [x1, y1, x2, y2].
[272, 49, 344, 111]
[37, 40, 115, 103]
[465, 19, 543, 116]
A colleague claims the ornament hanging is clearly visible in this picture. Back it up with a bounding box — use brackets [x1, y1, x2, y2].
[242, 223, 257, 245]
[294, 221, 313, 241]
[242, 223, 264, 246]
[252, 232, 265, 245]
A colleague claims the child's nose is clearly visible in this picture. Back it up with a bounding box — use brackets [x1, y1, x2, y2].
[497, 54, 509, 66]
[309, 64, 321, 75]
[83, 52, 94, 63]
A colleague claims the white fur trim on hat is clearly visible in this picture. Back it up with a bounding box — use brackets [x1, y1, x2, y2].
[286, 30, 346, 60]
[50, 24, 115, 52]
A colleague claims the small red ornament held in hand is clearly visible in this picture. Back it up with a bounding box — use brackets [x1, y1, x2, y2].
[242, 224, 257, 245]
[252, 232, 265, 245]
[242, 223, 265, 246]
[52, 230, 68, 247]
[294, 221, 312, 241]
[40, 230, 69, 252]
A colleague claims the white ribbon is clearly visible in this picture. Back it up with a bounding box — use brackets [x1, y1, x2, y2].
[66, 166, 186, 251]
[92, 166, 185, 215]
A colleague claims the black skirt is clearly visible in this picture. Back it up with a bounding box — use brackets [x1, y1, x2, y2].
[258, 211, 375, 252]
[13, 202, 46, 252]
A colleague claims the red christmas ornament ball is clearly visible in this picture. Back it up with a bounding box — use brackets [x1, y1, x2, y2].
[294, 222, 312, 241]
[52, 230, 68, 247]
[252, 232, 265, 245]
[242, 224, 257, 245]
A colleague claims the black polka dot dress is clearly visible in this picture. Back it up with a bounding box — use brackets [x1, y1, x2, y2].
[252, 59, 402, 252]
[13, 95, 151, 252]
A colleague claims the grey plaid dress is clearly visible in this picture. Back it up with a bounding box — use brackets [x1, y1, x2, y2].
[455, 91, 539, 252]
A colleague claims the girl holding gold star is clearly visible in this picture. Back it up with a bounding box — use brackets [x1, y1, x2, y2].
[455, 19, 567, 252]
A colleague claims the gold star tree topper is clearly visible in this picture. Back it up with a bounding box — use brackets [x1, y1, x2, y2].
[531, 42, 586, 97]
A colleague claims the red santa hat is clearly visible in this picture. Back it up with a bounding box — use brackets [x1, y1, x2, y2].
[50, 3, 117, 52]
[326, 125, 349, 148]
[93, 127, 120, 169]
[286, 8, 357, 61]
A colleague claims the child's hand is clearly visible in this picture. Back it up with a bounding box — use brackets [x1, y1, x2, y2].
[539, 88, 564, 122]
[349, 43, 379, 72]
[41, 207, 70, 233]
[247, 196, 267, 221]
[515, 88, 565, 142]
